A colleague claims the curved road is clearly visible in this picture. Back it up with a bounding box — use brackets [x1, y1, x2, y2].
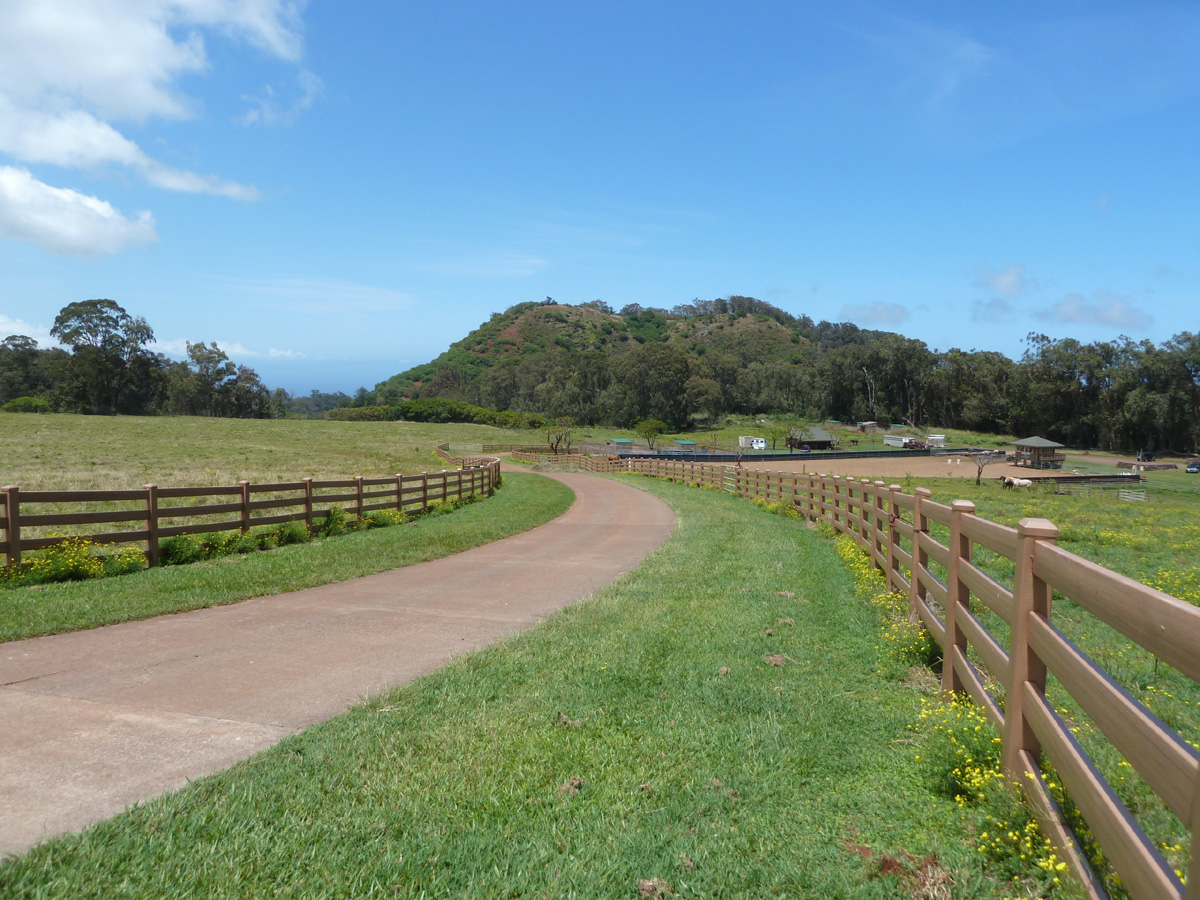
[0, 472, 675, 857]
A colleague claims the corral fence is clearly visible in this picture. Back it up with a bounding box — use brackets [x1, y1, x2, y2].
[512, 451, 1200, 900]
[2, 456, 501, 569]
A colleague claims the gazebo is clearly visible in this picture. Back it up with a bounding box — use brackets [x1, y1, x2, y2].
[1009, 436, 1066, 469]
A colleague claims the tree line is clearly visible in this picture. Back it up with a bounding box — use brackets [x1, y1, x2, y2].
[0, 300, 281, 418]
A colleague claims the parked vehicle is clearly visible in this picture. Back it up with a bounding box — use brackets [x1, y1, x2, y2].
[1187, 461, 1200, 474]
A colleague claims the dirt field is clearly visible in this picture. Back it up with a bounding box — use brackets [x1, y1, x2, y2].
[742, 453, 1042, 483]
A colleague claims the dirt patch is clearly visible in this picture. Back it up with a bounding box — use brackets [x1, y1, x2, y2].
[638, 877, 673, 898]
[558, 777, 584, 796]
[744, 454, 1035, 483]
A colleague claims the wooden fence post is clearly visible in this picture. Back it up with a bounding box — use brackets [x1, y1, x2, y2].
[354, 475, 364, 522]
[441, 470, 448, 504]
[394, 473, 404, 512]
[1002, 517, 1058, 777]
[457, 468, 463, 501]
[887, 484, 902, 593]
[2, 485, 19, 567]
[422, 472, 429, 511]
[873, 480, 887, 577]
[239, 480, 251, 533]
[942, 499, 975, 697]
[909, 487, 931, 622]
[303, 477, 314, 529]
[860, 479, 872, 549]
[1189, 783, 1200, 900]
[832, 476, 842, 530]
[144, 484, 159, 567]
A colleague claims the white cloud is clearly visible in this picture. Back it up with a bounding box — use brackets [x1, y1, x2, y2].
[1041, 290, 1152, 329]
[0, 0, 309, 253]
[0, 166, 157, 256]
[0, 314, 57, 347]
[973, 262, 1036, 298]
[839, 301, 909, 325]
[972, 298, 1015, 323]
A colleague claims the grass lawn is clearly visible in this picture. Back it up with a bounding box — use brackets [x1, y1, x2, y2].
[0, 476, 1037, 899]
[0, 472, 573, 642]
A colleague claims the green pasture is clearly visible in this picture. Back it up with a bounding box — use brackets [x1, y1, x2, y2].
[0, 412, 538, 490]
[0, 477, 1047, 900]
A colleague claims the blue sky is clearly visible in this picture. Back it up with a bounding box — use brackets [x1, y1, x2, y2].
[2, 1, 1198, 394]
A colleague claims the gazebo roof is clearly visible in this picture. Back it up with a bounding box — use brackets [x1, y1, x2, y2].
[1009, 436, 1065, 449]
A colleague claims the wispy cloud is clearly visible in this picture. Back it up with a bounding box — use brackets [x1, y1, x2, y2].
[419, 253, 549, 279]
[973, 263, 1037, 298]
[1039, 290, 1152, 329]
[152, 338, 305, 361]
[839, 301, 909, 325]
[204, 276, 417, 313]
[971, 298, 1015, 323]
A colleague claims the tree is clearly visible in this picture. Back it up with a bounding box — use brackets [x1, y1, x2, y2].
[543, 417, 575, 453]
[634, 419, 667, 450]
[50, 299, 157, 414]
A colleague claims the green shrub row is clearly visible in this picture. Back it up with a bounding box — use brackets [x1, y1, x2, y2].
[1, 492, 489, 589]
[323, 398, 545, 429]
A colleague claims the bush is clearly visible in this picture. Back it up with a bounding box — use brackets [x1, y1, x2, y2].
[363, 509, 405, 529]
[103, 545, 147, 577]
[319, 506, 348, 537]
[199, 531, 241, 558]
[160, 535, 204, 566]
[2, 396, 52, 413]
[2, 536, 105, 585]
[275, 520, 311, 545]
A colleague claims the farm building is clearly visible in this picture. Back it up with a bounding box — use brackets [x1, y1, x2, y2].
[673, 439, 697, 453]
[857, 421, 878, 434]
[1009, 436, 1066, 469]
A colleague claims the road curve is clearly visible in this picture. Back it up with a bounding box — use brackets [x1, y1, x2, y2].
[0, 472, 675, 857]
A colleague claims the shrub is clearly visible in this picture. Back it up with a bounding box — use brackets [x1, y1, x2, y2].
[363, 509, 405, 529]
[160, 535, 204, 566]
[199, 531, 241, 558]
[319, 506, 348, 537]
[103, 545, 147, 577]
[2, 396, 52, 413]
[275, 520, 311, 545]
[254, 530, 279, 551]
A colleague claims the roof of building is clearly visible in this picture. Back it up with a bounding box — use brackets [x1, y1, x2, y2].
[803, 427, 834, 442]
[1008, 436, 1066, 449]
[674, 438, 697, 446]
[609, 438, 633, 444]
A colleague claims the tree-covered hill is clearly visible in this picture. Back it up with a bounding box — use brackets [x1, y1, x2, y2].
[366, 296, 1200, 455]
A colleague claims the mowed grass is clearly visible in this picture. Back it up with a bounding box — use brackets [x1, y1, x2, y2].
[0, 477, 1026, 899]
[0, 472, 573, 642]
[0, 412, 540, 490]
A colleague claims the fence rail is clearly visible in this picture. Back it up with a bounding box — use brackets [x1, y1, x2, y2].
[514, 451, 1200, 900]
[2, 458, 501, 568]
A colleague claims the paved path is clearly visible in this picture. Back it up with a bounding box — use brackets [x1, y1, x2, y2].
[0, 472, 675, 857]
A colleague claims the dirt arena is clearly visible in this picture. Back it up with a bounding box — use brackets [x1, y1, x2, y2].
[741, 453, 1051, 483]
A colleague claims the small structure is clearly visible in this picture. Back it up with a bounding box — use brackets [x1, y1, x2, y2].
[927, 434, 946, 448]
[785, 427, 835, 451]
[858, 421, 878, 434]
[1009, 436, 1066, 470]
[738, 436, 767, 451]
[673, 439, 697, 453]
[608, 438, 633, 451]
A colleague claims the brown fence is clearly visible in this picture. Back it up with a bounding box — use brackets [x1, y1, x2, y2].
[2, 458, 501, 568]
[517, 452, 1200, 900]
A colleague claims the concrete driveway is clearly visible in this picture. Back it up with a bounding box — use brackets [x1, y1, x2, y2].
[0, 472, 675, 857]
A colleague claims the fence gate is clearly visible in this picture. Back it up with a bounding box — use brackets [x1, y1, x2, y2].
[723, 466, 737, 493]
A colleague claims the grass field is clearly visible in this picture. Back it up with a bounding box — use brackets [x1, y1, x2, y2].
[0, 413, 540, 490]
[0, 477, 1051, 899]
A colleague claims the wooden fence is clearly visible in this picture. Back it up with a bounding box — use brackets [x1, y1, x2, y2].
[1, 458, 501, 569]
[513, 452, 1200, 900]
